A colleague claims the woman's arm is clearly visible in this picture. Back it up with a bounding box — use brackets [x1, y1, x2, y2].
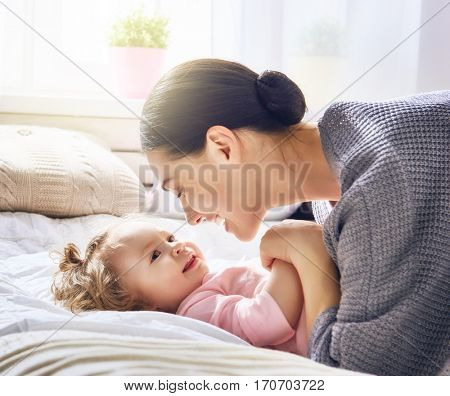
[260, 221, 341, 338]
[262, 259, 304, 329]
[289, 243, 340, 338]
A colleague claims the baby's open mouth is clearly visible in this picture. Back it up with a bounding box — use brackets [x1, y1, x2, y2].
[183, 255, 197, 273]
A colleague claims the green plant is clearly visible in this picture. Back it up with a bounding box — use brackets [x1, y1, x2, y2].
[297, 18, 346, 56]
[108, 8, 169, 49]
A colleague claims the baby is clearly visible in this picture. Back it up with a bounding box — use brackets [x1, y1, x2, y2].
[51, 213, 308, 356]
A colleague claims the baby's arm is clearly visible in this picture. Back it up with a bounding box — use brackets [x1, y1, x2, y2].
[178, 263, 302, 347]
[262, 259, 304, 329]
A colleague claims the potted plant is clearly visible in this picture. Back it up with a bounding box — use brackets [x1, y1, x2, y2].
[286, 18, 347, 111]
[108, 9, 169, 99]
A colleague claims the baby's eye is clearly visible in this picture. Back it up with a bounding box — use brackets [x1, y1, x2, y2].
[151, 250, 161, 262]
[177, 190, 184, 199]
[168, 234, 176, 242]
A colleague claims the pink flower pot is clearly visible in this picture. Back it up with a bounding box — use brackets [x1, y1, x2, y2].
[110, 47, 166, 99]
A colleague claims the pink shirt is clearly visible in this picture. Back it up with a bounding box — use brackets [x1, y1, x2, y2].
[176, 266, 308, 357]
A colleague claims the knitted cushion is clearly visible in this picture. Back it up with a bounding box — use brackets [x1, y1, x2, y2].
[0, 125, 144, 218]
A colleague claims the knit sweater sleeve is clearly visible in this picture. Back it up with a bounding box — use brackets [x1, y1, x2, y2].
[310, 174, 449, 375]
[309, 91, 450, 375]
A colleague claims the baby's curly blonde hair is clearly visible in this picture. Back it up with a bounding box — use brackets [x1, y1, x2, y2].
[50, 214, 150, 313]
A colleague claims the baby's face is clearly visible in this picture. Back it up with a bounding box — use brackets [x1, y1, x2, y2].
[109, 220, 209, 313]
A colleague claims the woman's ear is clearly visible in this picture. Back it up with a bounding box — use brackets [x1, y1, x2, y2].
[205, 126, 242, 164]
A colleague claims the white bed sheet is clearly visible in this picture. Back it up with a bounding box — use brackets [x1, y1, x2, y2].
[0, 211, 274, 346]
[0, 211, 365, 376]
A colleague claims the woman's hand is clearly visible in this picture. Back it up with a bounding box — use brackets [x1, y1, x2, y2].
[259, 220, 324, 270]
[260, 220, 341, 338]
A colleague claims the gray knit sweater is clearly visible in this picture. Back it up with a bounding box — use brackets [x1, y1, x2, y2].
[309, 91, 450, 375]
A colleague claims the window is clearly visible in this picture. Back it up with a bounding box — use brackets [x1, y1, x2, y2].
[0, 0, 448, 118]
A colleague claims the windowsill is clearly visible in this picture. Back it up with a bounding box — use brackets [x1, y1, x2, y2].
[0, 93, 325, 122]
[0, 93, 145, 119]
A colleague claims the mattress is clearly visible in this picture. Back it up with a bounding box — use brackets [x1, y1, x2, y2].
[0, 211, 360, 375]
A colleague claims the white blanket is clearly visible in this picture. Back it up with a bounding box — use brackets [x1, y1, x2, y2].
[0, 211, 359, 375]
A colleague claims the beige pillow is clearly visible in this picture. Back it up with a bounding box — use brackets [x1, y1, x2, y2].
[0, 125, 144, 218]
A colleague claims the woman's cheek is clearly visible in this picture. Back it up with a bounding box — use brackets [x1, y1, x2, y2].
[187, 187, 214, 213]
[183, 192, 201, 214]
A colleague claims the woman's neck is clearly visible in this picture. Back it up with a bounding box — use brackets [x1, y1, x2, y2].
[262, 122, 341, 205]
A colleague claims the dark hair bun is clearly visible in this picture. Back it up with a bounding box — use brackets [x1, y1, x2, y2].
[256, 70, 306, 126]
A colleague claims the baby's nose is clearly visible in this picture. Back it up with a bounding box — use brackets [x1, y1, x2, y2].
[172, 242, 187, 256]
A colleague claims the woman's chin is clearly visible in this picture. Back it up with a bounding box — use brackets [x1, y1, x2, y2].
[236, 233, 255, 242]
[229, 221, 260, 242]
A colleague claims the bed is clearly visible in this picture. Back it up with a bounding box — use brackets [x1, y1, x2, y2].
[0, 124, 363, 375]
[0, 211, 363, 375]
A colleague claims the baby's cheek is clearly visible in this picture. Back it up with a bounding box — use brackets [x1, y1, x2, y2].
[162, 269, 180, 285]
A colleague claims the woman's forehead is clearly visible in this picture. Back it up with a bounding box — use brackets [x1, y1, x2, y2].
[145, 151, 175, 185]
[146, 150, 201, 174]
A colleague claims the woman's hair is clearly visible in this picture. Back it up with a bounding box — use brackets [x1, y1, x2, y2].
[50, 214, 150, 313]
[140, 58, 306, 156]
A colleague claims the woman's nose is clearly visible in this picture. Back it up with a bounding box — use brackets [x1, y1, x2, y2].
[172, 242, 187, 256]
[181, 199, 206, 225]
[185, 209, 204, 225]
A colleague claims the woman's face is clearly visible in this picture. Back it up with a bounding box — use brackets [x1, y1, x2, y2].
[146, 142, 267, 241]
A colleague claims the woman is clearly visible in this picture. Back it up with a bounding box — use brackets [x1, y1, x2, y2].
[140, 59, 449, 375]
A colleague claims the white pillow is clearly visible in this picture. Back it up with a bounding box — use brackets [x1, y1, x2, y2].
[0, 125, 144, 218]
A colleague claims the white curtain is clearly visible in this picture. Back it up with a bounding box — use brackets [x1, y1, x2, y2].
[1, 0, 448, 115]
[211, 0, 449, 118]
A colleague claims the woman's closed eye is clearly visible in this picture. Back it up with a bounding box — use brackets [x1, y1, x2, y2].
[177, 189, 184, 199]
